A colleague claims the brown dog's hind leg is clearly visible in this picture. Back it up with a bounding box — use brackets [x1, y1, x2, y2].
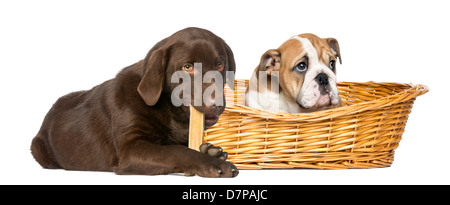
[30, 136, 61, 169]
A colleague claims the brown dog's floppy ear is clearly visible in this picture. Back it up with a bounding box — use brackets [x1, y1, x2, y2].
[137, 49, 166, 106]
[224, 43, 236, 90]
[258, 49, 281, 75]
[325, 38, 342, 64]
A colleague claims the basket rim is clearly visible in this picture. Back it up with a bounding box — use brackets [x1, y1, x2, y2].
[224, 80, 429, 121]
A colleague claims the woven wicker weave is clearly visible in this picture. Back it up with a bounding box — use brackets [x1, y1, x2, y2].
[201, 80, 428, 169]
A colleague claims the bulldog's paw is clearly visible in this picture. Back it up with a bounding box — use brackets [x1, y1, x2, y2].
[199, 143, 228, 160]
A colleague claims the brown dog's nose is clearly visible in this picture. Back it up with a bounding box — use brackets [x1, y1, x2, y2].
[204, 97, 216, 108]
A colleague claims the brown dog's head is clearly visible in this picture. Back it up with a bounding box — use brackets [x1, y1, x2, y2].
[137, 27, 235, 127]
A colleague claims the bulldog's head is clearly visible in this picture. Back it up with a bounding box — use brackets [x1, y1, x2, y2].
[257, 33, 342, 112]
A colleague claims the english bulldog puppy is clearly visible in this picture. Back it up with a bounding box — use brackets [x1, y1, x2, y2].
[244, 33, 345, 113]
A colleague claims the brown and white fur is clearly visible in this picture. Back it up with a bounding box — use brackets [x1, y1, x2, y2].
[244, 33, 345, 113]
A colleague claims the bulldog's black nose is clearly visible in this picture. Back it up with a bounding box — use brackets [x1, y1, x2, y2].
[315, 73, 329, 86]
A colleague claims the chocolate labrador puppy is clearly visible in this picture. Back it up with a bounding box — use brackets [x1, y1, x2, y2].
[30, 27, 238, 177]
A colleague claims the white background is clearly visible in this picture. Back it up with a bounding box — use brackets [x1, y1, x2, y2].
[1, 0, 448, 185]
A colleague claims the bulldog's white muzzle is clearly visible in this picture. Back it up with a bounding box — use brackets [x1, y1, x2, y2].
[293, 36, 340, 109]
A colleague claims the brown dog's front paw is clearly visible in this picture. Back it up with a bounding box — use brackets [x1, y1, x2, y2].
[196, 158, 239, 178]
[184, 143, 238, 178]
[199, 143, 228, 161]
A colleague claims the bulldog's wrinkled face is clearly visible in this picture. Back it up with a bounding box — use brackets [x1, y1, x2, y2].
[278, 33, 342, 111]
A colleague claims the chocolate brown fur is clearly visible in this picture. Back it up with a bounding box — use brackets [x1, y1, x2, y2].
[30, 27, 238, 177]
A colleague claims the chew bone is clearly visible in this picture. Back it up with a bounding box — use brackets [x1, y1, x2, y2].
[185, 106, 205, 176]
[188, 106, 204, 151]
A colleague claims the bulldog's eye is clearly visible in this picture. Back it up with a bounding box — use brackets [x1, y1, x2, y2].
[182, 63, 194, 72]
[329, 60, 336, 70]
[216, 61, 224, 71]
[295, 62, 308, 72]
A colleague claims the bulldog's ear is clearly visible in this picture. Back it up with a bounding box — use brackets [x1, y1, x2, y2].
[325, 38, 342, 64]
[137, 49, 166, 106]
[224, 42, 236, 90]
[258, 49, 281, 75]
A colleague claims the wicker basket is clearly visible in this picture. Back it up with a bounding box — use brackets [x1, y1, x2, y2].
[202, 80, 428, 169]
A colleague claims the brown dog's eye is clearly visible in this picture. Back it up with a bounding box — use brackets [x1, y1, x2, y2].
[182, 63, 194, 72]
[216, 62, 224, 71]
